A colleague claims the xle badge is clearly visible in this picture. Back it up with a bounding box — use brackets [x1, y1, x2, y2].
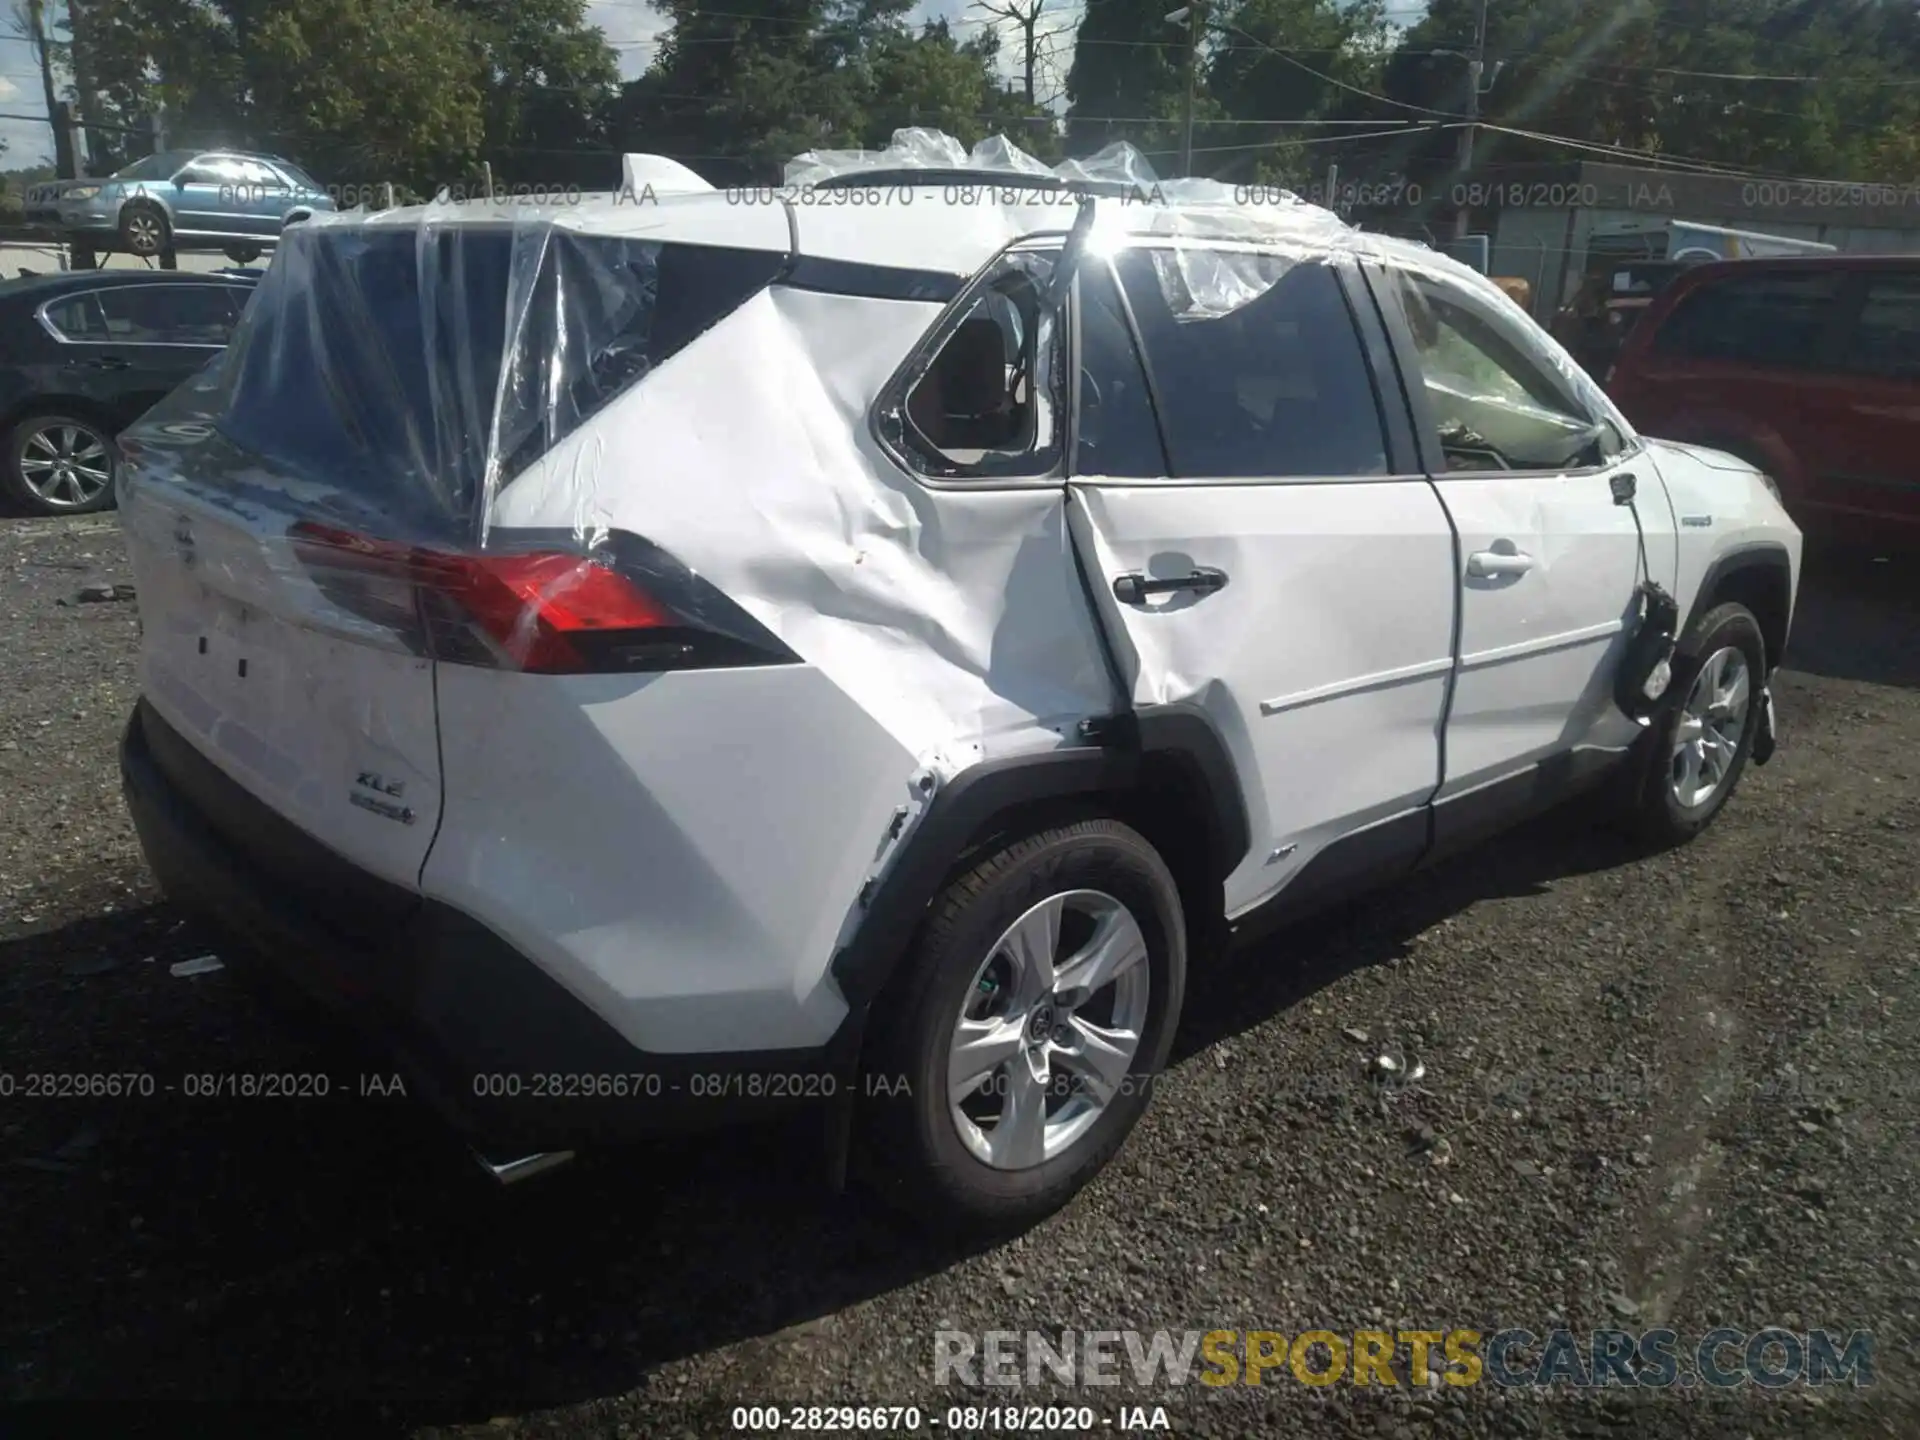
[351, 771, 415, 825]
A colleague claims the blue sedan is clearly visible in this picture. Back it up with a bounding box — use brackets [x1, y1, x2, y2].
[27, 150, 335, 262]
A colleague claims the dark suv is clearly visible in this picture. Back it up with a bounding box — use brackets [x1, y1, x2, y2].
[1605, 255, 1920, 537]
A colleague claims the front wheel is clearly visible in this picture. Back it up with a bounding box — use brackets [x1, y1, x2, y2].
[1628, 601, 1767, 847]
[859, 819, 1186, 1234]
[118, 200, 170, 258]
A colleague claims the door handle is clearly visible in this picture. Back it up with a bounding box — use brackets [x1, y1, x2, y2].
[66, 355, 130, 371]
[1112, 568, 1228, 605]
[1466, 548, 1535, 578]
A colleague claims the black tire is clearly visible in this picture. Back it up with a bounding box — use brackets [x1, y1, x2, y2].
[224, 245, 262, 266]
[2, 411, 117, 515]
[1627, 601, 1767, 847]
[858, 819, 1186, 1234]
[118, 199, 170, 258]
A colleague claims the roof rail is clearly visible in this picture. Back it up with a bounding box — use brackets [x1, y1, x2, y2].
[806, 167, 1156, 200]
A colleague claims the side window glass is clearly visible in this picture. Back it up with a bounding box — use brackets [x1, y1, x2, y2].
[1386, 268, 1605, 472]
[43, 293, 110, 341]
[890, 249, 1063, 479]
[1651, 270, 1842, 366]
[96, 286, 239, 345]
[1837, 273, 1920, 380]
[1073, 259, 1166, 477]
[1112, 246, 1387, 478]
[176, 162, 221, 185]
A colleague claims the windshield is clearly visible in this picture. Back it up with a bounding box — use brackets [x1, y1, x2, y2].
[276, 160, 320, 189]
[113, 151, 194, 182]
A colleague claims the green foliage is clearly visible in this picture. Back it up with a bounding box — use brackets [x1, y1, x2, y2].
[1378, 0, 1920, 183]
[613, 1, 1058, 181]
[60, 0, 617, 187]
[45, 0, 1920, 195]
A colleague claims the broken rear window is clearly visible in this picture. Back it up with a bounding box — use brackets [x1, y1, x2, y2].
[208, 220, 786, 536]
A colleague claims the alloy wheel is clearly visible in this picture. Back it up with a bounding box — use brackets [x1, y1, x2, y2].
[125, 210, 164, 254]
[947, 889, 1150, 1170]
[17, 421, 113, 509]
[1670, 644, 1751, 809]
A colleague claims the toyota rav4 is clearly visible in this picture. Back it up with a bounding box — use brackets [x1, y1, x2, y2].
[115, 133, 1801, 1232]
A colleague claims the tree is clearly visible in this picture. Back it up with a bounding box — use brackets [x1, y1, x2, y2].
[1201, 0, 1389, 182]
[614, 0, 1048, 181]
[56, 0, 621, 188]
[443, 0, 621, 184]
[246, 0, 488, 182]
[1063, 0, 1191, 159]
[1377, 0, 1920, 186]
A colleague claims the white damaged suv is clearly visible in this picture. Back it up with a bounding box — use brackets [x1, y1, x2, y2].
[116, 132, 1800, 1229]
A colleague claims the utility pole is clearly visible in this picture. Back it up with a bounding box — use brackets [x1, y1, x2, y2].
[26, 0, 75, 178]
[1181, 0, 1200, 178]
[1452, 0, 1490, 239]
[1165, 3, 1203, 177]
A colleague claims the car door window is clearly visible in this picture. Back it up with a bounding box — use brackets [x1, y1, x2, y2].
[889, 249, 1063, 479]
[95, 286, 241, 346]
[1382, 267, 1615, 473]
[1836, 273, 1920, 381]
[1073, 259, 1168, 478]
[42, 292, 112, 342]
[1649, 269, 1843, 367]
[176, 162, 223, 186]
[1112, 245, 1388, 478]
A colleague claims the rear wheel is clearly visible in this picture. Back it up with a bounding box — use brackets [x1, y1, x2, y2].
[859, 819, 1186, 1234]
[3, 412, 116, 515]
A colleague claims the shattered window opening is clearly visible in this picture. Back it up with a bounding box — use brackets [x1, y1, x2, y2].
[895, 251, 1064, 480]
[1388, 268, 1619, 473]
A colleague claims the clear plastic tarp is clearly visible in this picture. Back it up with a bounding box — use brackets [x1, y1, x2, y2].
[118, 127, 1624, 679]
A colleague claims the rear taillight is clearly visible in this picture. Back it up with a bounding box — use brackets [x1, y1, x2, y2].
[288, 520, 789, 674]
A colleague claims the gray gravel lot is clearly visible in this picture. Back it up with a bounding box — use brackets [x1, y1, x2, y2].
[1, 513, 1917, 1438]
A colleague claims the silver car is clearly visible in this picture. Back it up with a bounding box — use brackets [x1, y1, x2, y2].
[26, 150, 334, 263]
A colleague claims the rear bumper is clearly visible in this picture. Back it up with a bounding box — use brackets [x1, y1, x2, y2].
[119, 699, 848, 1150]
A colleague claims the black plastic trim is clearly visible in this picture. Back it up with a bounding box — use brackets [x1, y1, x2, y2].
[1684, 541, 1795, 674]
[1338, 260, 1421, 477]
[138, 695, 420, 944]
[827, 708, 1251, 1013]
[1231, 807, 1428, 946]
[1427, 747, 1626, 862]
[122, 701, 835, 1148]
[1361, 258, 1450, 479]
[1099, 251, 1176, 478]
[778, 256, 966, 303]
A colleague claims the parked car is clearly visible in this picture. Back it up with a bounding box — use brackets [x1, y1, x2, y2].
[0, 270, 257, 516]
[24, 150, 332, 264]
[1607, 254, 1920, 538]
[113, 148, 1800, 1231]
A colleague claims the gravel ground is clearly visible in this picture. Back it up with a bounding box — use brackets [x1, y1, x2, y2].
[2, 513, 1917, 1439]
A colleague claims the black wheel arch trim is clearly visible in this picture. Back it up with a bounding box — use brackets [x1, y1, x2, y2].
[1686, 541, 1794, 674]
[826, 703, 1249, 1019]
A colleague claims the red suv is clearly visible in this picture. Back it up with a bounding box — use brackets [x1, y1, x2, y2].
[1606, 255, 1920, 537]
